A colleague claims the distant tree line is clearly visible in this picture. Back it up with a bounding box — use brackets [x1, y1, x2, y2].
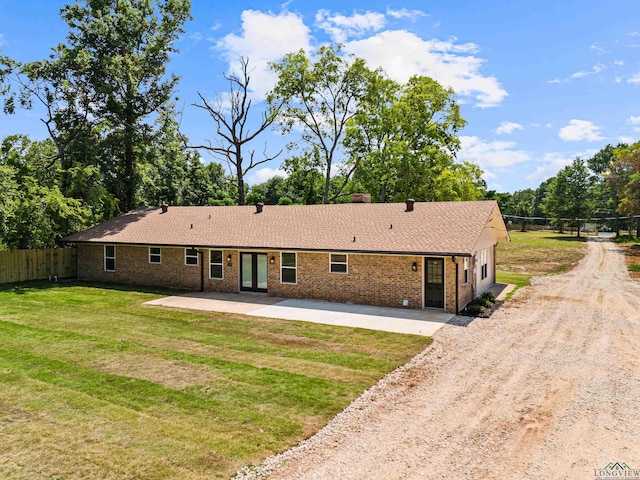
[1, 1, 638, 250]
[491, 142, 640, 237]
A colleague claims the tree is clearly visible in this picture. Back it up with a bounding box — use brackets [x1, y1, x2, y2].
[544, 158, 592, 237]
[191, 57, 283, 205]
[589, 144, 626, 234]
[345, 75, 470, 202]
[0, 135, 91, 249]
[609, 142, 640, 235]
[512, 189, 535, 232]
[269, 44, 374, 204]
[58, 0, 192, 212]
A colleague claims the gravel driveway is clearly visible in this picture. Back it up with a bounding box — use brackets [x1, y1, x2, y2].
[235, 238, 640, 479]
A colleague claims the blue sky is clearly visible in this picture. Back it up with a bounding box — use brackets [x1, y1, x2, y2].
[1, 0, 639, 193]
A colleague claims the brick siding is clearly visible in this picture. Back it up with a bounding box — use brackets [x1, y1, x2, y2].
[77, 244, 483, 313]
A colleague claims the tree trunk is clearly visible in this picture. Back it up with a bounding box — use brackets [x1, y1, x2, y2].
[323, 168, 331, 204]
[122, 138, 136, 212]
[237, 173, 245, 205]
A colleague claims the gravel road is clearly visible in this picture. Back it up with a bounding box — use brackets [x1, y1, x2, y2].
[235, 238, 640, 479]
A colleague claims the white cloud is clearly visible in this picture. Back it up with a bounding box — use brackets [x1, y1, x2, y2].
[525, 153, 573, 184]
[558, 119, 605, 142]
[613, 60, 624, 66]
[190, 32, 203, 42]
[545, 123, 553, 128]
[590, 43, 607, 54]
[631, 31, 640, 37]
[628, 73, 640, 84]
[627, 116, 640, 133]
[458, 136, 531, 169]
[214, 9, 507, 108]
[315, 10, 386, 43]
[346, 30, 507, 107]
[525, 149, 598, 184]
[0, 33, 5, 47]
[548, 64, 605, 83]
[386, 7, 428, 20]
[215, 10, 312, 99]
[571, 63, 605, 79]
[247, 167, 288, 184]
[210, 22, 222, 32]
[495, 121, 523, 135]
[619, 136, 636, 144]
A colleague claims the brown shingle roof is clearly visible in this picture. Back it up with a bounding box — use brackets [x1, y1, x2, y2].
[62, 201, 507, 256]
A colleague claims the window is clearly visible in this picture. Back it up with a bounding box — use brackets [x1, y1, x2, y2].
[209, 250, 223, 280]
[281, 252, 297, 284]
[463, 257, 469, 284]
[104, 245, 115, 272]
[330, 253, 348, 274]
[185, 248, 199, 266]
[149, 247, 161, 264]
[480, 249, 488, 280]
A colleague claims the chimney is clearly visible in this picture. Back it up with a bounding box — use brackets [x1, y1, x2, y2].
[161, 204, 169, 213]
[255, 202, 264, 214]
[351, 193, 371, 203]
[405, 199, 415, 212]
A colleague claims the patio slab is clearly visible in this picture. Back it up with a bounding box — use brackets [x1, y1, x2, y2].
[145, 292, 454, 336]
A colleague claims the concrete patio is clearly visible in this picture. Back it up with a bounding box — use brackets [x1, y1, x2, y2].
[145, 291, 455, 336]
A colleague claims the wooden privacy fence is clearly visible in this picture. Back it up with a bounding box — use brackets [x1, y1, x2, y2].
[0, 248, 77, 284]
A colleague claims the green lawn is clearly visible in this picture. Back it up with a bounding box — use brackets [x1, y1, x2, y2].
[496, 230, 588, 294]
[0, 281, 430, 479]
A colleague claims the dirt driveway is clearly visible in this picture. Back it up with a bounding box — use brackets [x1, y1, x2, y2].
[236, 238, 640, 479]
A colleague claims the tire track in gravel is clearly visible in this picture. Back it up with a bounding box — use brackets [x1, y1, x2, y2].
[235, 239, 640, 480]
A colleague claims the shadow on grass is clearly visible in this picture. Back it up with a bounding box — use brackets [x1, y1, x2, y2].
[545, 235, 588, 243]
[0, 279, 186, 296]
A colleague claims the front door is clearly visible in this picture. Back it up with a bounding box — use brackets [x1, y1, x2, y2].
[241, 253, 268, 293]
[425, 258, 445, 309]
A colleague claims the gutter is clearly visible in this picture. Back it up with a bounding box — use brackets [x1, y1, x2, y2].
[66, 240, 474, 259]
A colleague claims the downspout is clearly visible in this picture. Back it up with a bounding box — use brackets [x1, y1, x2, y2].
[197, 249, 204, 292]
[452, 256, 459, 314]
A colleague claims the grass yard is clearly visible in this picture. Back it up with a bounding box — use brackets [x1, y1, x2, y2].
[496, 230, 587, 291]
[0, 281, 430, 479]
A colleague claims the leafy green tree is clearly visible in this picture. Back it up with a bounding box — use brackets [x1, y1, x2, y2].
[345, 74, 470, 202]
[191, 57, 283, 205]
[609, 142, 640, 235]
[57, 0, 192, 212]
[269, 44, 375, 204]
[0, 52, 17, 113]
[544, 158, 592, 237]
[512, 189, 535, 232]
[0, 135, 91, 249]
[532, 179, 552, 223]
[281, 154, 326, 204]
[588, 144, 626, 234]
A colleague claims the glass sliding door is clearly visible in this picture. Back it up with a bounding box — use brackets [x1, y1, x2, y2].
[240, 253, 268, 293]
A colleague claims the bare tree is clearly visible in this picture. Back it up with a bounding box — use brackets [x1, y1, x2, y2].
[189, 57, 283, 205]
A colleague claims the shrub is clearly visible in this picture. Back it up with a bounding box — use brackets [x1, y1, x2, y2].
[629, 264, 640, 272]
[481, 291, 497, 302]
[464, 304, 485, 315]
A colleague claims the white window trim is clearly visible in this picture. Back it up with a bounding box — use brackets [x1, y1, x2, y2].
[463, 257, 469, 285]
[209, 249, 224, 280]
[185, 248, 199, 267]
[480, 249, 488, 280]
[104, 245, 116, 272]
[280, 252, 297, 284]
[149, 247, 161, 264]
[329, 253, 348, 274]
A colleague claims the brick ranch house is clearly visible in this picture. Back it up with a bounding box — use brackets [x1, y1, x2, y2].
[61, 199, 509, 314]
